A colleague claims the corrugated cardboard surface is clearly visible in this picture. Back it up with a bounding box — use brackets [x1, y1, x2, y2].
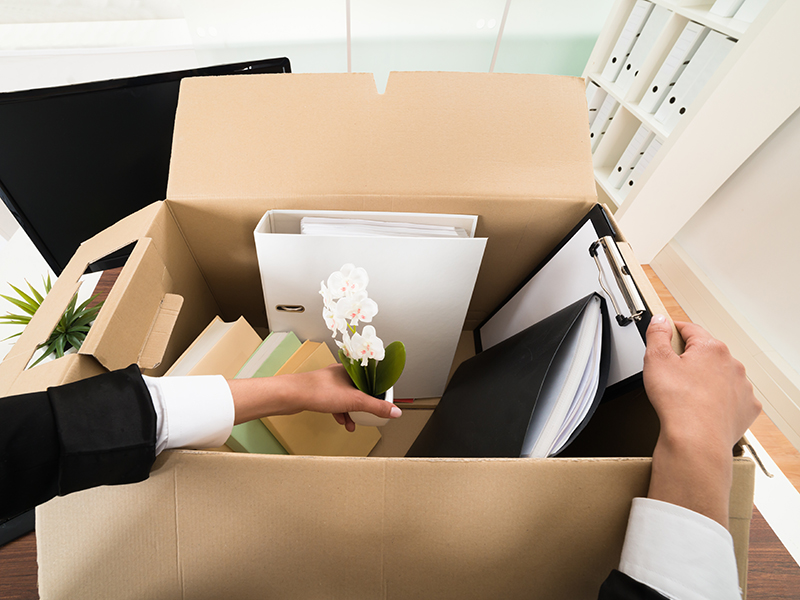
[165, 73, 597, 330]
[37, 453, 754, 600]
[0, 72, 757, 597]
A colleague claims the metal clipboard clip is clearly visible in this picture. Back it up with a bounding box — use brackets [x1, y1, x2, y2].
[589, 236, 646, 326]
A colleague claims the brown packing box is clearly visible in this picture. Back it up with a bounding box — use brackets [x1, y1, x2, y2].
[0, 72, 754, 599]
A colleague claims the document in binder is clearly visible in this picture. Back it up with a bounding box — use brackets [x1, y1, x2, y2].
[475, 204, 650, 394]
[408, 206, 651, 458]
[407, 293, 612, 458]
[254, 209, 487, 400]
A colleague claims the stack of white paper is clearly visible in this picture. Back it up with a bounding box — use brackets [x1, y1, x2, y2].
[523, 295, 604, 458]
[300, 217, 468, 238]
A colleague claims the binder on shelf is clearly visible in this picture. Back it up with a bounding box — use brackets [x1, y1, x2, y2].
[654, 31, 735, 133]
[710, 0, 747, 18]
[589, 95, 620, 152]
[620, 137, 662, 200]
[614, 5, 673, 94]
[734, 0, 769, 23]
[586, 81, 606, 127]
[608, 124, 655, 189]
[254, 209, 487, 399]
[601, 0, 655, 83]
[638, 21, 710, 114]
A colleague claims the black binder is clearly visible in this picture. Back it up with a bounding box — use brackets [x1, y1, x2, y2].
[407, 205, 653, 458]
[407, 293, 611, 458]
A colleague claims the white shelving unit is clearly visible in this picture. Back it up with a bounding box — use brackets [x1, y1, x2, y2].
[582, 0, 800, 262]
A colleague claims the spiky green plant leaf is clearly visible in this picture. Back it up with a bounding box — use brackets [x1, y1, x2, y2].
[26, 280, 44, 304]
[2, 277, 103, 368]
[8, 283, 39, 310]
[0, 293, 38, 316]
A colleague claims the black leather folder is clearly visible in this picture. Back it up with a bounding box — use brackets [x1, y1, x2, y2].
[407, 293, 611, 458]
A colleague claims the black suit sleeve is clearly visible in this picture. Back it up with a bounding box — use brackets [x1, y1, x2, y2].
[598, 570, 670, 600]
[0, 365, 157, 522]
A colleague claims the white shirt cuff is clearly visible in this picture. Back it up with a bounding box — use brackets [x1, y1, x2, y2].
[619, 497, 741, 600]
[143, 374, 235, 454]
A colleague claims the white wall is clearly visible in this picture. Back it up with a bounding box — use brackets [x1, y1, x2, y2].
[675, 106, 800, 378]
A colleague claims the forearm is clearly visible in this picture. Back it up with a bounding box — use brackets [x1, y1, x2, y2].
[648, 430, 733, 529]
[227, 375, 299, 424]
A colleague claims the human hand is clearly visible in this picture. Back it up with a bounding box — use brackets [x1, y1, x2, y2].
[643, 315, 761, 527]
[227, 365, 402, 432]
[644, 315, 760, 453]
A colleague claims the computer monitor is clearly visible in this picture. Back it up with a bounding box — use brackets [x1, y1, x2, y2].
[0, 56, 291, 274]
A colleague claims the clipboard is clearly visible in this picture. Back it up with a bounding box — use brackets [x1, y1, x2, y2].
[475, 204, 652, 395]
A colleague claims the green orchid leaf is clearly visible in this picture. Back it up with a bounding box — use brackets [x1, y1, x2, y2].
[26, 280, 44, 304]
[1, 294, 38, 316]
[366, 358, 378, 395]
[338, 349, 370, 393]
[373, 341, 406, 397]
[8, 284, 40, 311]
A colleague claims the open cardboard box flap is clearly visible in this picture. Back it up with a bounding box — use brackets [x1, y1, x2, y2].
[0, 72, 755, 596]
[163, 72, 599, 330]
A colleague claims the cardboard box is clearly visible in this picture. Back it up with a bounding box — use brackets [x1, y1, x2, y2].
[0, 72, 754, 599]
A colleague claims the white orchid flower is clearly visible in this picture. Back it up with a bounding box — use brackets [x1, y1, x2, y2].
[335, 330, 355, 359]
[334, 290, 378, 327]
[349, 325, 385, 366]
[319, 280, 334, 310]
[327, 263, 369, 299]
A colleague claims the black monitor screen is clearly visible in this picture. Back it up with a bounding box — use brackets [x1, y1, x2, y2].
[0, 56, 290, 274]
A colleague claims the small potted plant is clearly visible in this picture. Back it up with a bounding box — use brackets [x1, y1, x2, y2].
[0, 275, 103, 368]
[320, 264, 405, 426]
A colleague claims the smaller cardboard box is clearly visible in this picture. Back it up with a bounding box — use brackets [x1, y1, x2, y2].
[0, 72, 755, 599]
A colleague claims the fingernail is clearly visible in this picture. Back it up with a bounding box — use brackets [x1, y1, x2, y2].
[651, 314, 666, 324]
[390, 406, 402, 418]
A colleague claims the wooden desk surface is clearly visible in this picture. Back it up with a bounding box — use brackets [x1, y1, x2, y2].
[1, 507, 798, 599]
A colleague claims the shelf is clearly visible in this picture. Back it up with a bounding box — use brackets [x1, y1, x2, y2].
[588, 73, 671, 140]
[653, 1, 749, 39]
[594, 166, 623, 208]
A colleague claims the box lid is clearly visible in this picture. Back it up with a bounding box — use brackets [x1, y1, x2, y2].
[166, 72, 595, 201]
